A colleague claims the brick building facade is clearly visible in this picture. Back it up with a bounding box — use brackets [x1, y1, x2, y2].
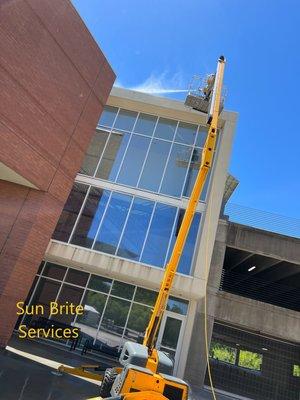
[0, 0, 115, 347]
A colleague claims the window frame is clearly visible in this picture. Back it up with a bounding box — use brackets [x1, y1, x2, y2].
[18, 261, 190, 351]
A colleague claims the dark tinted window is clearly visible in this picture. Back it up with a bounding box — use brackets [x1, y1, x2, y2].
[54, 284, 84, 324]
[88, 275, 112, 293]
[125, 304, 152, 341]
[134, 287, 157, 306]
[42, 262, 66, 280]
[80, 130, 109, 176]
[53, 183, 88, 242]
[65, 269, 89, 287]
[71, 188, 110, 248]
[111, 281, 135, 300]
[28, 278, 60, 320]
[95, 131, 130, 181]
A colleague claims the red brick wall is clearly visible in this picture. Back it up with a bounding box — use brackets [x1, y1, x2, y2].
[0, 0, 115, 346]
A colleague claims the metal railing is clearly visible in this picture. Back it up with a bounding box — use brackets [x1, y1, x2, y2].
[224, 203, 300, 239]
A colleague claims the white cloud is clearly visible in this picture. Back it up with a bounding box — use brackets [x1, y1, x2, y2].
[115, 71, 189, 95]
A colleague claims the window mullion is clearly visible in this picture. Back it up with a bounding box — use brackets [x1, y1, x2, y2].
[93, 108, 120, 177]
[163, 208, 180, 268]
[114, 111, 139, 183]
[136, 117, 159, 187]
[68, 185, 91, 244]
[93, 277, 114, 345]
[158, 121, 180, 193]
[139, 202, 157, 262]
[120, 286, 138, 349]
[180, 126, 200, 198]
[115, 195, 135, 255]
[91, 191, 113, 249]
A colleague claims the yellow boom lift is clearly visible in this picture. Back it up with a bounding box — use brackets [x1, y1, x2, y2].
[59, 55, 226, 400]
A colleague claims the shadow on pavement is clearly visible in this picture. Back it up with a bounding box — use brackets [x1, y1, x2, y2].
[0, 335, 120, 400]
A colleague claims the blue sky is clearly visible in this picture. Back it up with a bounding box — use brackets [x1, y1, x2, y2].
[72, 0, 299, 219]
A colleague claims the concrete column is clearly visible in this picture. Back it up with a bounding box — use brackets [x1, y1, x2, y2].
[183, 298, 215, 387]
[184, 220, 228, 387]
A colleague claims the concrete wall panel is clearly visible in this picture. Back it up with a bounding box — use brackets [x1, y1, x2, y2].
[227, 222, 300, 264]
[216, 292, 300, 344]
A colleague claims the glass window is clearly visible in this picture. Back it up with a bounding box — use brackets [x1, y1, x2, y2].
[37, 261, 45, 275]
[124, 304, 152, 342]
[134, 113, 157, 136]
[98, 106, 118, 127]
[53, 284, 84, 324]
[161, 317, 182, 349]
[88, 275, 112, 293]
[182, 148, 201, 196]
[111, 281, 135, 300]
[160, 144, 192, 197]
[95, 131, 130, 181]
[96, 297, 130, 348]
[117, 198, 154, 261]
[238, 350, 262, 371]
[195, 126, 208, 147]
[138, 139, 171, 192]
[141, 203, 177, 267]
[64, 269, 89, 287]
[75, 290, 107, 341]
[180, 212, 200, 274]
[27, 278, 60, 321]
[80, 130, 109, 176]
[134, 287, 157, 306]
[209, 341, 237, 364]
[166, 211, 201, 275]
[93, 193, 132, 254]
[178, 213, 201, 274]
[174, 122, 197, 145]
[183, 149, 210, 201]
[167, 297, 188, 315]
[71, 188, 110, 248]
[42, 262, 66, 280]
[117, 135, 150, 186]
[113, 109, 137, 131]
[52, 183, 88, 242]
[293, 365, 300, 377]
[154, 118, 177, 141]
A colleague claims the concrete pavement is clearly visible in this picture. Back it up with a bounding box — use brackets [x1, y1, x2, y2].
[0, 337, 238, 400]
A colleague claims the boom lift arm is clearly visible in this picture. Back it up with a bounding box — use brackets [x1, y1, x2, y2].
[60, 56, 226, 400]
[143, 56, 226, 371]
